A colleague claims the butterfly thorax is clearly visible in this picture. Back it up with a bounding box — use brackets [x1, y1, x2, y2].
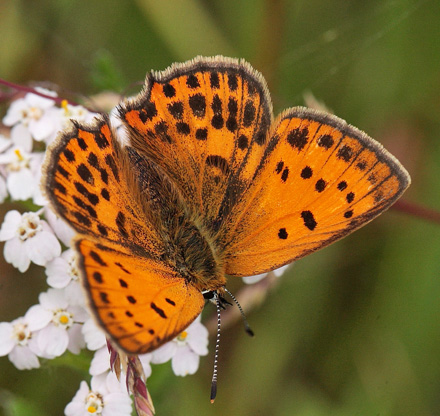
[164, 214, 226, 292]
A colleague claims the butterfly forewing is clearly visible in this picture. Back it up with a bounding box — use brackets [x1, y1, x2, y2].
[43, 118, 164, 257]
[121, 57, 273, 223]
[223, 108, 410, 275]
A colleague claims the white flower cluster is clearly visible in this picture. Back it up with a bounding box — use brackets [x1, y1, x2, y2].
[0, 88, 210, 416]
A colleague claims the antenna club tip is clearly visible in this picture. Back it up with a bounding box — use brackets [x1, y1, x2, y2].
[210, 381, 217, 403]
[210, 399, 216, 404]
[246, 328, 255, 337]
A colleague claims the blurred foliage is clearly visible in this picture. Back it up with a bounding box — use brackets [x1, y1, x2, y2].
[0, 0, 439, 415]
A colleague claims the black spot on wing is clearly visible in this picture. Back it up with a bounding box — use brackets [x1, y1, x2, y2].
[287, 127, 309, 151]
[151, 302, 167, 319]
[163, 83, 176, 98]
[301, 210, 317, 231]
[301, 166, 313, 179]
[278, 228, 288, 239]
[186, 74, 200, 88]
[167, 101, 184, 120]
[189, 94, 206, 118]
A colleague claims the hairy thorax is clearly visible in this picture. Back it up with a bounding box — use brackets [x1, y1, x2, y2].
[164, 215, 226, 292]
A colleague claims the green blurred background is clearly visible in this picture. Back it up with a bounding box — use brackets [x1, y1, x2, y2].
[1, 0, 439, 415]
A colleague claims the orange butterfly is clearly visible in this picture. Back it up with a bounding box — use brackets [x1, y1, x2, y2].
[43, 56, 410, 355]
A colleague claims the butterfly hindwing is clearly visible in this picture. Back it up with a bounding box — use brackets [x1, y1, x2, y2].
[222, 107, 410, 275]
[76, 238, 205, 354]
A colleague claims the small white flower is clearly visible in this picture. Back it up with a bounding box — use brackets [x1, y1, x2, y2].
[0, 147, 39, 201]
[61, 102, 96, 126]
[82, 318, 107, 351]
[242, 264, 291, 284]
[0, 210, 61, 272]
[151, 316, 208, 376]
[43, 101, 97, 145]
[0, 312, 43, 370]
[65, 372, 132, 416]
[3, 87, 59, 143]
[26, 288, 87, 358]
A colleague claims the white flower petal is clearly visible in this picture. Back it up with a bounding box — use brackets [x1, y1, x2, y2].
[242, 272, 267, 284]
[90, 347, 110, 376]
[4, 238, 30, 272]
[39, 288, 67, 309]
[7, 169, 35, 201]
[44, 207, 75, 246]
[27, 335, 43, 356]
[0, 210, 22, 241]
[273, 264, 291, 277]
[105, 370, 126, 393]
[67, 323, 85, 354]
[26, 88, 56, 108]
[83, 318, 107, 351]
[46, 255, 71, 288]
[8, 345, 40, 370]
[102, 392, 133, 416]
[0, 323, 14, 355]
[139, 353, 153, 379]
[38, 325, 69, 358]
[68, 305, 89, 323]
[151, 341, 177, 364]
[64, 381, 89, 416]
[2, 100, 27, 126]
[91, 373, 107, 392]
[25, 304, 52, 331]
[64, 281, 85, 306]
[25, 230, 61, 266]
[10, 124, 33, 152]
[0, 176, 7, 203]
[32, 184, 47, 207]
[172, 346, 200, 376]
[0, 134, 11, 152]
[29, 115, 56, 141]
[187, 324, 209, 356]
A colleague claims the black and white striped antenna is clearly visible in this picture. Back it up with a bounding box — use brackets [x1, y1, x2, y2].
[224, 287, 254, 337]
[210, 293, 222, 403]
[209, 288, 254, 403]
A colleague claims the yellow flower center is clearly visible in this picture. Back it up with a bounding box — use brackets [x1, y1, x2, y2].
[14, 148, 24, 161]
[61, 99, 69, 115]
[53, 310, 73, 328]
[85, 392, 103, 414]
[177, 331, 188, 341]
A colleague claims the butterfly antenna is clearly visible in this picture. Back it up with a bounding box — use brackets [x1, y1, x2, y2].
[210, 294, 221, 403]
[224, 287, 254, 337]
